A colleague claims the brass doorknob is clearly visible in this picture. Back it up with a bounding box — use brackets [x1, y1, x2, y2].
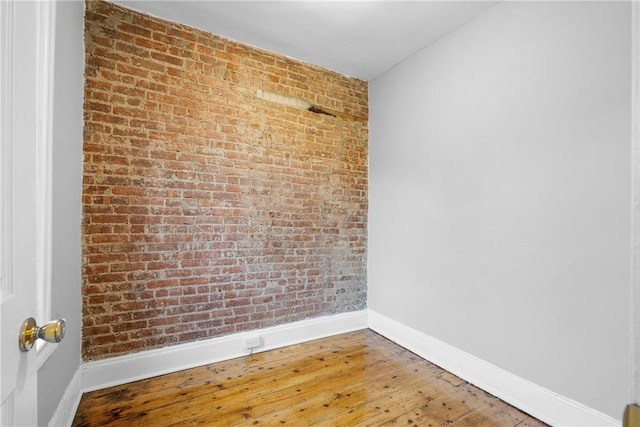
[18, 317, 65, 352]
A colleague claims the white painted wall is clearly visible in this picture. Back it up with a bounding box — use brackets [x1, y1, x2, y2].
[37, 1, 84, 424]
[369, 1, 631, 420]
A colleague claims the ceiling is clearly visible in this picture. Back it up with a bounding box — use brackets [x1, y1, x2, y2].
[113, 1, 498, 81]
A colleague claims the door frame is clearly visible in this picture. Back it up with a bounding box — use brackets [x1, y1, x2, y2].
[631, 0, 640, 408]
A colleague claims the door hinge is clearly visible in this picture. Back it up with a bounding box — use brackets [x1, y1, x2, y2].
[624, 404, 640, 427]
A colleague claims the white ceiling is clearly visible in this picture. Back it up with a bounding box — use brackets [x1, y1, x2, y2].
[113, 1, 498, 81]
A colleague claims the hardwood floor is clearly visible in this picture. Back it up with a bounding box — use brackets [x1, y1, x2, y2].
[72, 330, 547, 426]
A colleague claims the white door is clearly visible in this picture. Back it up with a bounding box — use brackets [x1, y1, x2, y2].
[1, 1, 46, 425]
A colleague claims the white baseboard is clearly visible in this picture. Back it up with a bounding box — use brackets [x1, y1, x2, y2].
[368, 310, 619, 427]
[81, 310, 368, 392]
[48, 368, 82, 427]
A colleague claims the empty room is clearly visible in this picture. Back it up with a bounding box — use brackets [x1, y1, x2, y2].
[2, 0, 639, 426]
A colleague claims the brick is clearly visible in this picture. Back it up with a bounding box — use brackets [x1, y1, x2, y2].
[150, 51, 184, 67]
[134, 36, 167, 52]
[118, 22, 151, 39]
[82, 0, 368, 362]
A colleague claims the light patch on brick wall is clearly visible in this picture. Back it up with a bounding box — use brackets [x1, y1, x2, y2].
[255, 89, 361, 120]
[255, 89, 311, 110]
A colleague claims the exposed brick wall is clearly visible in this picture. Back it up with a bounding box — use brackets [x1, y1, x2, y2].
[82, 0, 368, 360]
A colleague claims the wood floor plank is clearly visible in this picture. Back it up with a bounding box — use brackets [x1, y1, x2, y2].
[72, 330, 548, 427]
[185, 348, 434, 426]
[515, 416, 549, 427]
[80, 330, 378, 407]
[144, 345, 377, 425]
[447, 398, 540, 427]
[75, 332, 387, 426]
[381, 386, 510, 427]
[74, 331, 386, 426]
[323, 369, 481, 427]
[171, 339, 425, 425]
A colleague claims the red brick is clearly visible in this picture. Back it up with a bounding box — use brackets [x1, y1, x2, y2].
[82, 0, 368, 362]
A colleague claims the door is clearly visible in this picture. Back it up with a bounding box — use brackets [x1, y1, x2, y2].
[1, 1, 45, 425]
